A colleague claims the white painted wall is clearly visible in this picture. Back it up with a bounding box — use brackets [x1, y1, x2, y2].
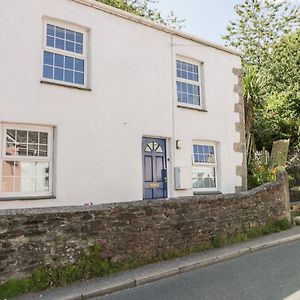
[0, 0, 242, 209]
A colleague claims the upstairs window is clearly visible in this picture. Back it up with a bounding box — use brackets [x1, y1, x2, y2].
[43, 20, 87, 87]
[192, 142, 218, 192]
[176, 59, 202, 107]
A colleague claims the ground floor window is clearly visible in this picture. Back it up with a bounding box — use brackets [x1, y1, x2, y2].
[192, 142, 218, 192]
[0, 124, 53, 198]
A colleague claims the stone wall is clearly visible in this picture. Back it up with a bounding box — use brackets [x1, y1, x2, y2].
[0, 173, 290, 283]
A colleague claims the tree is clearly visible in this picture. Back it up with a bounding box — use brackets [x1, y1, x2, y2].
[97, 0, 185, 29]
[223, 0, 300, 67]
[253, 30, 300, 149]
[223, 0, 300, 152]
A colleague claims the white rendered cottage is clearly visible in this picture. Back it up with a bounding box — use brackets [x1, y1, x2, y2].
[0, 0, 246, 209]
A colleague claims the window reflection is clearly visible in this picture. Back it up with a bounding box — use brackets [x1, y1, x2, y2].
[2, 161, 50, 193]
[5, 129, 48, 157]
[192, 167, 216, 189]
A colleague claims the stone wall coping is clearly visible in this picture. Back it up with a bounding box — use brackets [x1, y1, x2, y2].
[0, 179, 283, 217]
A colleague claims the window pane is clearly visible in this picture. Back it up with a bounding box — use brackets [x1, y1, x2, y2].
[47, 24, 55, 36]
[16, 130, 27, 143]
[56, 26, 65, 39]
[194, 95, 200, 106]
[18, 144, 27, 156]
[75, 59, 84, 72]
[2, 176, 14, 193]
[28, 144, 38, 156]
[188, 94, 193, 104]
[54, 68, 64, 81]
[28, 131, 38, 143]
[55, 38, 64, 50]
[39, 145, 48, 157]
[36, 163, 50, 192]
[54, 54, 64, 67]
[75, 43, 83, 54]
[6, 129, 16, 141]
[66, 41, 75, 52]
[6, 143, 16, 156]
[43, 65, 53, 79]
[39, 132, 48, 144]
[2, 161, 50, 193]
[44, 52, 53, 65]
[177, 92, 182, 102]
[74, 72, 84, 85]
[46, 36, 55, 47]
[192, 167, 216, 188]
[65, 70, 74, 83]
[65, 56, 74, 70]
[66, 30, 75, 41]
[76, 32, 83, 44]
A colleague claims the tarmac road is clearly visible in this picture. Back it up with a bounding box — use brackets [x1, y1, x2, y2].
[96, 239, 300, 300]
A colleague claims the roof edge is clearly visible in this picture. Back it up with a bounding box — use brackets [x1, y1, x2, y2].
[70, 0, 242, 57]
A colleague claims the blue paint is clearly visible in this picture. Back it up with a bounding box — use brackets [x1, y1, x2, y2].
[142, 138, 167, 200]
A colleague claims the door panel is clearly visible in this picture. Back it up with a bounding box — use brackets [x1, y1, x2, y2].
[142, 138, 167, 200]
[144, 156, 153, 182]
[156, 157, 163, 181]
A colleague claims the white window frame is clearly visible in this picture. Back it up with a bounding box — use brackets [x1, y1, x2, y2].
[176, 56, 203, 110]
[192, 141, 218, 192]
[0, 123, 53, 198]
[42, 17, 88, 88]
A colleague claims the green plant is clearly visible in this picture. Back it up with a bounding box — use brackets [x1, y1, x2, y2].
[97, 0, 185, 29]
[248, 158, 284, 189]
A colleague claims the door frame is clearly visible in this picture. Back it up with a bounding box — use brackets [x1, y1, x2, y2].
[142, 136, 169, 200]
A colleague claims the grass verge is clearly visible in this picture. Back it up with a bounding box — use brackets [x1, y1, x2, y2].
[0, 218, 292, 300]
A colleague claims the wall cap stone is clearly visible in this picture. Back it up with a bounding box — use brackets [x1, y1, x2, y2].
[0, 178, 287, 217]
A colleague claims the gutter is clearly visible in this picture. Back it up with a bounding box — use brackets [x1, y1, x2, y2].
[70, 0, 242, 57]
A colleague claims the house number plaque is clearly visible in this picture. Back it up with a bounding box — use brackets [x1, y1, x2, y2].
[150, 182, 160, 189]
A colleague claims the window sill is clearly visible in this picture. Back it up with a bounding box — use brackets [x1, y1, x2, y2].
[41, 80, 91, 91]
[0, 196, 56, 201]
[177, 104, 207, 112]
[193, 191, 222, 195]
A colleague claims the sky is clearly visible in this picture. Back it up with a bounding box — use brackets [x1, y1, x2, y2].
[153, 0, 300, 46]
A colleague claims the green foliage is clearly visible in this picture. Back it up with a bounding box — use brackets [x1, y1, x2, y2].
[247, 158, 284, 189]
[0, 245, 121, 300]
[223, 0, 300, 67]
[243, 66, 267, 134]
[224, 0, 300, 152]
[265, 29, 300, 94]
[212, 219, 292, 248]
[253, 91, 300, 149]
[0, 219, 292, 299]
[96, 0, 185, 29]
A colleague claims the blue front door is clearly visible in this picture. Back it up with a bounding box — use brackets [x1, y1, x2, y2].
[142, 137, 167, 199]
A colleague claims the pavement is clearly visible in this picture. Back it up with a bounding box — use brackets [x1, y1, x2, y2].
[14, 226, 300, 300]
